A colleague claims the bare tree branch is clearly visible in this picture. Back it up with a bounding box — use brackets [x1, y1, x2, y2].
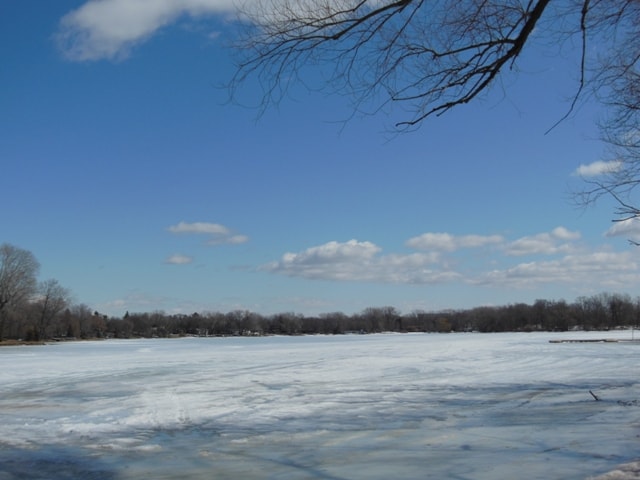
[231, 0, 566, 127]
[231, 0, 640, 228]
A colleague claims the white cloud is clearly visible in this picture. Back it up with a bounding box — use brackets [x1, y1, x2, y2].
[56, 0, 238, 61]
[169, 221, 229, 235]
[504, 227, 581, 256]
[226, 234, 250, 245]
[165, 254, 193, 265]
[168, 221, 248, 245]
[261, 228, 640, 295]
[406, 233, 455, 251]
[573, 160, 622, 177]
[605, 218, 640, 242]
[549, 226, 581, 241]
[476, 250, 639, 288]
[406, 233, 503, 252]
[262, 239, 455, 284]
[282, 239, 382, 264]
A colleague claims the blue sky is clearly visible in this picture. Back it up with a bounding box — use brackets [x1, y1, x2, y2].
[2, 1, 638, 317]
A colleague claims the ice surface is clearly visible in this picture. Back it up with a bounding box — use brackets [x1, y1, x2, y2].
[0, 331, 639, 479]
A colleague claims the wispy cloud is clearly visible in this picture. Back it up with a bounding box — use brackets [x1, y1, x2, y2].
[504, 227, 581, 256]
[165, 254, 193, 265]
[98, 291, 217, 316]
[99, 290, 171, 314]
[169, 221, 229, 235]
[406, 233, 503, 252]
[475, 250, 639, 288]
[55, 0, 238, 61]
[168, 221, 248, 245]
[212, 234, 249, 246]
[573, 160, 623, 177]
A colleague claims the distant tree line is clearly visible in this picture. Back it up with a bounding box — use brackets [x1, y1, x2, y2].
[1, 243, 639, 342]
[100, 295, 639, 339]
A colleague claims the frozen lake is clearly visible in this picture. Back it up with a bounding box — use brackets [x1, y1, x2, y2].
[1, 331, 639, 479]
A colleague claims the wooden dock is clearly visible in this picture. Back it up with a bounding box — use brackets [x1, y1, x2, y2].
[549, 338, 640, 343]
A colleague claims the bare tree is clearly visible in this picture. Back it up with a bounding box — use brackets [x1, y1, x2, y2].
[0, 244, 40, 341]
[232, 1, 639, 216]
[232, 1, 636, 126]
[72, 303, 95, 338]
[33, 279, 71, 340]
[575, 58, 640, 228]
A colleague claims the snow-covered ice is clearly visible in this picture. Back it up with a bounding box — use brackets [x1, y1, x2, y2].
[1, 331, 639, 479]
